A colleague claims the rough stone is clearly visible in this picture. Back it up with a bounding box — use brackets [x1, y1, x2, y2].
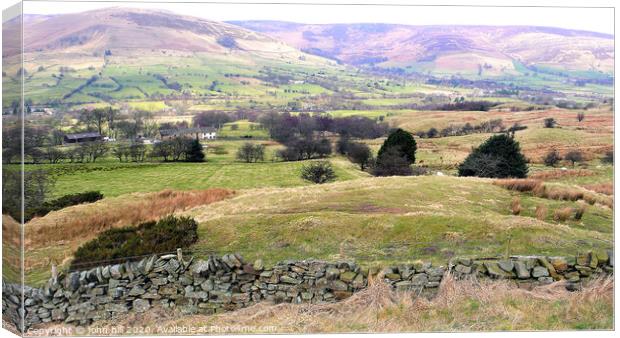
[497, 260, 514, 272]
[132, 299, 150, 313]
[454, 264, 472, 274]
[532, 266, 549, 278]
[514, 261, 530, 279]
[339, 271, 357, 283]
[484, 262, 515, 279]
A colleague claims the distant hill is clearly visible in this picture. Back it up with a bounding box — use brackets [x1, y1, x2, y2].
[10, 7, 329, 66]
[229, 21, 614, 76]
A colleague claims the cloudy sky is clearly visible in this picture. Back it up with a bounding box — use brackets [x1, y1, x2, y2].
[23, 0, 615, 35]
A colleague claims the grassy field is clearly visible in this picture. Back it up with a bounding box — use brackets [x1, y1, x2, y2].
[182, 175, 612, 268]
[18, 169, 612, 287]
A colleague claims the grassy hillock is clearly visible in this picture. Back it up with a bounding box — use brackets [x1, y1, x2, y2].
[184, 175, 612, 267]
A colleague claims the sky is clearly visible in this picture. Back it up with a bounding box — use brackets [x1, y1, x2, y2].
[22, 0, 615, 35]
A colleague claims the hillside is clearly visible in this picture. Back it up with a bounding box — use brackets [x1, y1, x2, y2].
[3, 7, 340, 106]
[19, 174, 612, 287]
[229, 21, 614, 76]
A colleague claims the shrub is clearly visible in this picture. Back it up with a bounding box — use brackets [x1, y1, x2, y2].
[458, 134, 528, 178]
[577, 112, 585, 122]
[300, 161, 336, 184]
[553, 207, 573, 222]
[70, 215, 198, 270]
[510, 197, 522, 215]
[575, 204, 587, 220]
[543, 118, 557, 128]
[535, 205, 547, 221]
[602, 150, 613, 164]
[543, 150, 562, 167]
[564, 151, 583, 167]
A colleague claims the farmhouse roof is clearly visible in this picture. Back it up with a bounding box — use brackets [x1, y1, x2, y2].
[64, 132, 102, 140]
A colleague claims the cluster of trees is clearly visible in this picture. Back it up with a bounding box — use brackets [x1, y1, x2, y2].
[543, 149, 584, 167]
[432, 100, 498, 111]
[277, 137, 332, 161]
[236, 143, 265, 163]
[259, 112, 389, 143]
[112, 144, 148, 162]
[35, 141, 109, 164]
[151, 138, 205, 162]
[416, 119, 504, 138]
[193, 111, 232, 129]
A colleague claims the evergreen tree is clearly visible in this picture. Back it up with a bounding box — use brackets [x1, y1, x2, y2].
[377, 128, 417, 164]
[458, 134, 528, 178]
[185, 139, 205, 162]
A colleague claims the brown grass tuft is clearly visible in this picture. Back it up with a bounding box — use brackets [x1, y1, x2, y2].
[510, 197, 522, 215]
[582, 183, 613, 196]
[530, 169, 595, 180]
[553, 207, 573, 222]
[574, 203, 587, 220]
[493, 179, 543, 192]
[495, 179, 613, 209]
[535, 204, 548, 221]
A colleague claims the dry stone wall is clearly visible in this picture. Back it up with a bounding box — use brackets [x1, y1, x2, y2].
[2, 250, 613, 332]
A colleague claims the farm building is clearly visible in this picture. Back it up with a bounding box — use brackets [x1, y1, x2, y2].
[63, 132, 102, 144]
[159, 127, 217, 140]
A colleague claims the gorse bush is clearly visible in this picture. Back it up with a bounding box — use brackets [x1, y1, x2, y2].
[71, 215, 198, 270]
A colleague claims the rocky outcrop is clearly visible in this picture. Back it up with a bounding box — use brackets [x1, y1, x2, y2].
[2, 250, 613, 332]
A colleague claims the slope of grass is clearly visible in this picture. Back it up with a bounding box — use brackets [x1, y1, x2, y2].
[184, 176, 612, 267]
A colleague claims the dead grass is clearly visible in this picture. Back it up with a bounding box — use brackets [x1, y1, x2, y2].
[554, 207, 573, 222]
[583, 183, 613, 196]
[36, 275, 613, 334]
[530, 169, 595, 180]
[535, 204, 548, 221]
[494, 179, 543, 192]
[494, 179, 613, 209]
[511, 197, 522, 215]
[25, 189, 234, 249]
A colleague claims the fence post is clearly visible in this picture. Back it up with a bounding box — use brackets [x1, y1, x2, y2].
[51, 264, 58, 282]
